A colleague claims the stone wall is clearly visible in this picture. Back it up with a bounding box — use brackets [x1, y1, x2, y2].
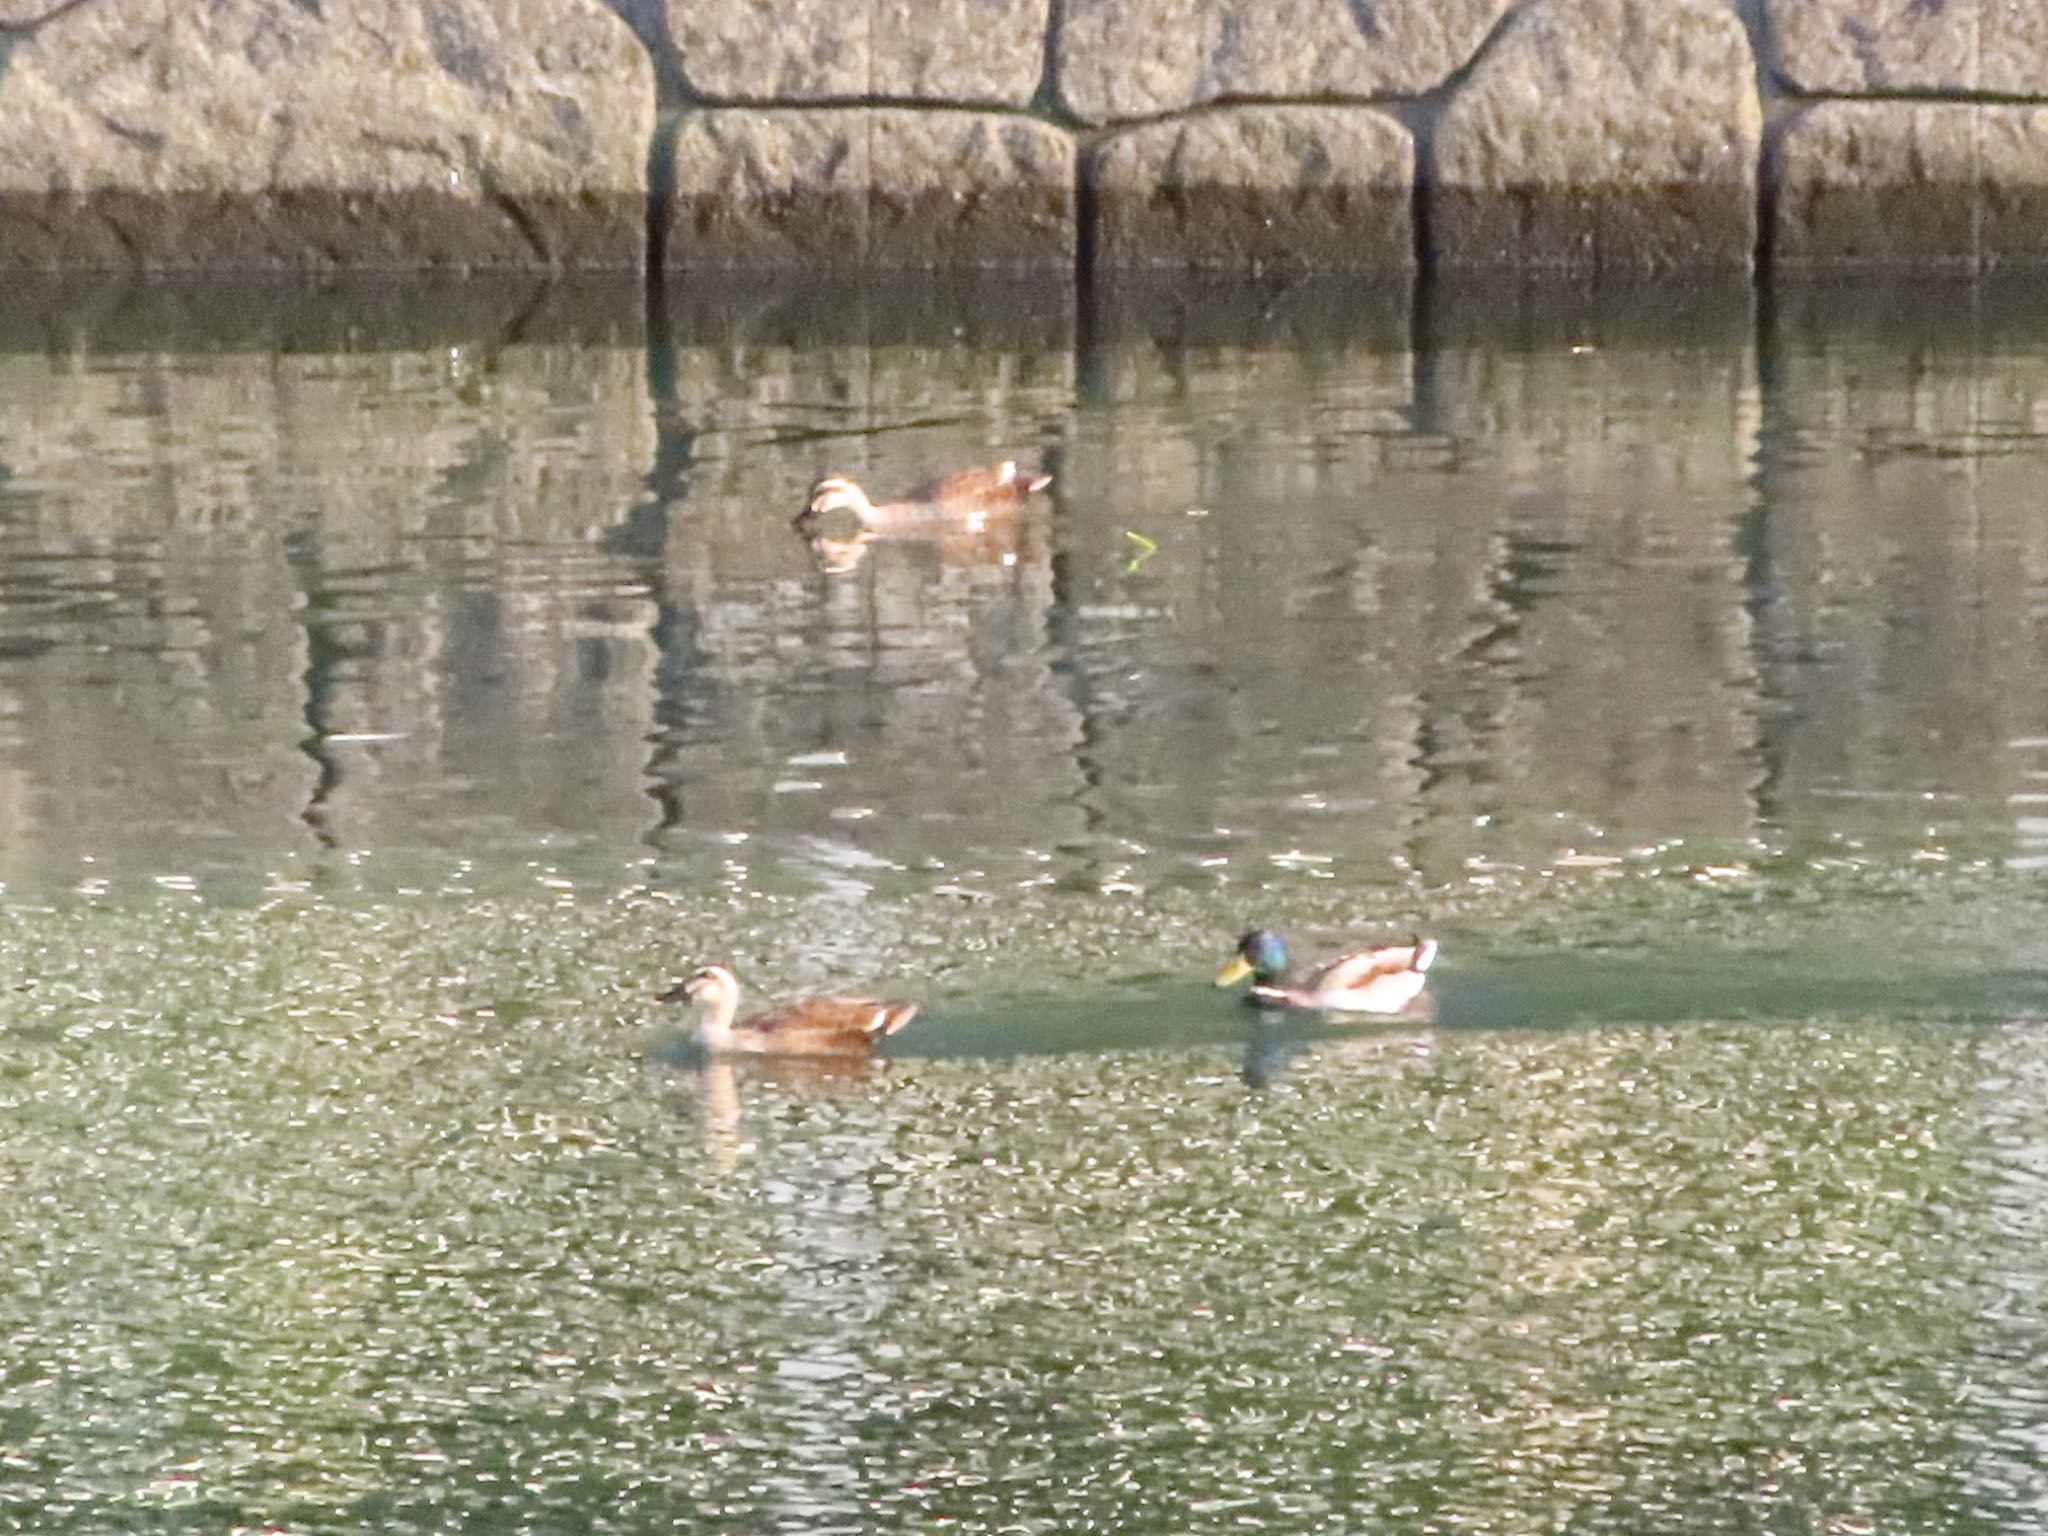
[0, 0, 2043, 273]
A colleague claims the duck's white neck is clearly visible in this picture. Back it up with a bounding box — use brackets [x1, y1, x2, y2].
[693, 969, 741, 1048]
[813, 477, 877, 522]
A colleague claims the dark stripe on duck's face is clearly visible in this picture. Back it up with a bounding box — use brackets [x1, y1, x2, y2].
[657, 966, 726, 1004]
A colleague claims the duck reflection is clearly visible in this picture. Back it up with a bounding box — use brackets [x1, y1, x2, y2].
[680, 1053, 896, 1170]
[667, 1030, 905, 1526]
[797, 514, 1049, 577]
[803, 527, 877, 576]
[1242, 1014, 1436, 1089]
[1242, 1014, 1313, 1089]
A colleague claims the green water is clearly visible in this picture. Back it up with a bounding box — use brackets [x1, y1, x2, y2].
[2, 884, 2044, 1532]
[0, 275, 2047, 1530]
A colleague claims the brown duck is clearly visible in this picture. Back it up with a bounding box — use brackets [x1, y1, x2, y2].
[657, 963, 919, 1057]
[798, 461, 1052, 534]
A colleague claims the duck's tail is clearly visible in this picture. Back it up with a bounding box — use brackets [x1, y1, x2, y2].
[998, 460, 1053, 495]
[866, 1002, 920, 1038]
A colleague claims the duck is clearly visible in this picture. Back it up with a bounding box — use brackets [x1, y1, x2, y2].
[1215, 930, 1438, 1017]
[797, 461, 1052, 535]
[657, 963, 919, 1057]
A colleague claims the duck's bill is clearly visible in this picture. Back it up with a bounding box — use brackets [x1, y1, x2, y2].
[1214, 955, 1254, 986]
[655, 982, 691, 1004]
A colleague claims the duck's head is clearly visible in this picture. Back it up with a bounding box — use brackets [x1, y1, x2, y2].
[1216, 929, 1289, 988]
[800, 475, 875, 526]
[657, 963, 739, 1009]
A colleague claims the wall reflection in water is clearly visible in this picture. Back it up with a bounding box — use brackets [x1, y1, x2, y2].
[0, 274, 2046, 893]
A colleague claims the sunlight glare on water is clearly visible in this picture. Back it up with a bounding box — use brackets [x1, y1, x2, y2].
[1, 891, 2045, 1531]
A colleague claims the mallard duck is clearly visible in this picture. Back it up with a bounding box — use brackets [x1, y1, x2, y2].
[798, 461, 1051, 534]
[657, 964, 918, 1057]
[1215, 930, 1438, 1016]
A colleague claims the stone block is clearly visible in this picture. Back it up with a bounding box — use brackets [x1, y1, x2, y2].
[671, 0, 1050, 105]
[1089, 107, 1414, 270]
[1432, 0, 1760, 272]
[668, 112, 869, 268]
[1774, 102, 2048, 272]
[0, 0, 651, 270]
[1055, 0, 1509, 123]
[667, 109, 1075, 268]
[1767, 0, 2048, 95]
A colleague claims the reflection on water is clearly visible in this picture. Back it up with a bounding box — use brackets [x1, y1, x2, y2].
[2, 276, 2048, 899]
[5, 275, 2048, 1531]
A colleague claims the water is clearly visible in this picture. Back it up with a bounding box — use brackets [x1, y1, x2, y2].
[1, 273, 2047, 1531]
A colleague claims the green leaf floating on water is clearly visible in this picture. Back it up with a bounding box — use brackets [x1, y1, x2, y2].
[1122, 529, 1159, 572]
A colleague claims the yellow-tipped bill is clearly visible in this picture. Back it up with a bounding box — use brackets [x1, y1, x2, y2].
[1214, 955, 1254, 987]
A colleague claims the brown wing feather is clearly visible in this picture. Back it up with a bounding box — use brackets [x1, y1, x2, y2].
[735, 996, 918, 1054]
[906, 464, 1001, 503]
[895, 463, 1047, 518]
[1310, 946, 1421, 992]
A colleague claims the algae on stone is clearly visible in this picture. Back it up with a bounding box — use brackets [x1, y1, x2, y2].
[667, 108, 1074, 268]
[0, 0, 652, 269]
[1432, 0, 1760, 272]
[1089, 106, 1414, 270]
[1775, 102, 2048, 272]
